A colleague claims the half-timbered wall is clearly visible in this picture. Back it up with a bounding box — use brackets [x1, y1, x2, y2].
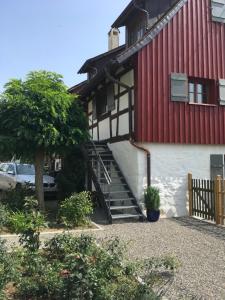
[136, 0, 225, 144]
[88, 69, 134, 141]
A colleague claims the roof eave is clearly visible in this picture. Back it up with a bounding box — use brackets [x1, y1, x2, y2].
[116, 0, 188, 64]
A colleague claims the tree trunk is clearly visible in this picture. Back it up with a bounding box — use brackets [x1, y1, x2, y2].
[35, 148, 45, 211]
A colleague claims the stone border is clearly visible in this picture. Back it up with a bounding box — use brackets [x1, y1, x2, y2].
[0, 221, 103, 238]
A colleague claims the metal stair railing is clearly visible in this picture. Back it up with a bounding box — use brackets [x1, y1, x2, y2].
[88, 139, 113, 223]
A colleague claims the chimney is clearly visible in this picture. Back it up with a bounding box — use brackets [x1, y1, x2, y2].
[108, 28, 120, 51]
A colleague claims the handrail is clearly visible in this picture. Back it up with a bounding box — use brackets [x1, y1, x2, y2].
[89, 139, 112, 185]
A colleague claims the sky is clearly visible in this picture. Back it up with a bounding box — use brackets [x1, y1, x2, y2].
[0, 0, 130, 92]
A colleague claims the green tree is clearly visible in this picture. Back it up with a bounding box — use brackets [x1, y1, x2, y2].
[0, 71, 88, 210]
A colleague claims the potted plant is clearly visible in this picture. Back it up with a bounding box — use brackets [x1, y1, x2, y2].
[144, 186, 160, 222]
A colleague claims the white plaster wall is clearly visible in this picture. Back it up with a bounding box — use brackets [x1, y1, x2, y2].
[108, 141, 146, 208]
[92, 127, 98, 141]
[119, 94, 129, 110]
[118, 113, 129, 136]
[88, 101, 92, 114]
[99, 118, 110, 140]
[120, 70, 134, 92]
[112, 119, 117, 137]
[145, 144, 225, 218]
[108, 142, 225, 218]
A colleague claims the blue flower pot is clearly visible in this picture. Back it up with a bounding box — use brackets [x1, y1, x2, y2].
[147, 210, 160, 222]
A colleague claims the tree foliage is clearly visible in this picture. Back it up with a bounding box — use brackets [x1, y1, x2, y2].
[0, 71, 88, 157]
[0, 71, 88, 209]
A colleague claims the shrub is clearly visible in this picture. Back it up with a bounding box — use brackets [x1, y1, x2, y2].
[15, 251, 63, 300]
[0, 239, 18, 299]
[2, 233, 178, 299]
[59, 191, 93, 227]
[144, 186, 160, 211]
[1, 184, 34, 211]
[8, 196, 47, 251]
[56, 147, 86, 199]
[0, 203, 10, 231]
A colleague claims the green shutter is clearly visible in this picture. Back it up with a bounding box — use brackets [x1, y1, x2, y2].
[219, 79, 225, 105]
[211, 0, 225, 23]
[171, 73, 188, 102]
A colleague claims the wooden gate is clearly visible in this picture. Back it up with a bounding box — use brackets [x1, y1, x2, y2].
[188, 174, 225, 225]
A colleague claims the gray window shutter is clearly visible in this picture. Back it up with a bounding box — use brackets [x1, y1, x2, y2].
[211, 0, 225, 23]
[210, 154, 224, 179]
[171, 73, 188, 102]
[107, 84, 115, 111]
[92, 98, 97, 120]
[218, 79, 225, 105]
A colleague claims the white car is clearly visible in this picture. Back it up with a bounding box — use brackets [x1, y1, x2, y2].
[0, 162, 57, 194]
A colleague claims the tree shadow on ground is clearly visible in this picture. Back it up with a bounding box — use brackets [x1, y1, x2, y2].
[170, 217, 225, 241]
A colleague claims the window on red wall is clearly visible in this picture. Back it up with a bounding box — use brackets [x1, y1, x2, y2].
[188, 78, 216, 105]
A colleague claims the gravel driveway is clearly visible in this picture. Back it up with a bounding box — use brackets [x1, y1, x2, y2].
[93, 217, 225, 300]
[3, 217, 225, 299]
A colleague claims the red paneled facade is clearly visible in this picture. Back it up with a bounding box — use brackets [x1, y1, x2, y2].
[135, 0, 225, 144]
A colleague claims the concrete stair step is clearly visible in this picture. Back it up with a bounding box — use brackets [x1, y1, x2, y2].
[111, 214, 142, 220]
[110, 206, 137, 210]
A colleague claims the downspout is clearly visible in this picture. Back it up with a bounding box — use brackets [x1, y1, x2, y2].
[104, 67, 151, 187]
[129, 139, 151, 187]
[104, 68, 133, 137]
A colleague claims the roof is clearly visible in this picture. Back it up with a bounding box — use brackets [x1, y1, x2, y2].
[72, 0, 187, 97]
[111, 0, 141, 28]
[68, 80, 88, 94]
[115, 0, 187, 63]
[78, 45, 126, 74]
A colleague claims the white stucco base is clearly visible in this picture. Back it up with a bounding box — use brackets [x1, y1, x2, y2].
[108, 141, 225, 218]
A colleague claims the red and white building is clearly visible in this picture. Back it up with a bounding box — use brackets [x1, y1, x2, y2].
[71, 0, 225, 218]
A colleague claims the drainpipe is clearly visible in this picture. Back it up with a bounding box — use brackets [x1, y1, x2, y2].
[104, 68, 133, 137]
[129, 139, 151, 187]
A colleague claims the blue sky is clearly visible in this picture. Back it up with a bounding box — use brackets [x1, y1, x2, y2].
[0, 0, 129, 92]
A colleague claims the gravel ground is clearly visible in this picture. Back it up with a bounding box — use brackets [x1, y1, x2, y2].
[2, 216, 225, 299]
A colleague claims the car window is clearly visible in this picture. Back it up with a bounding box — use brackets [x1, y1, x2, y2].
[0, 164, 8, 172]
[16, 164, 35, 175]
[7, 164, 15, 174]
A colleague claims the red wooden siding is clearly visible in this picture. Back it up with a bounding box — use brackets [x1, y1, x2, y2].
[135, 0, 225, 144]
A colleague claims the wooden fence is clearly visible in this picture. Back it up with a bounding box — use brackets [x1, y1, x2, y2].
[188, 173, 225, 225]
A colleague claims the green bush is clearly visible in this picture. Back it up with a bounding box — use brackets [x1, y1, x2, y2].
[59, 191, 93, 228]
[1, 184, 34, 211]
[1, 233, 178, 299]
[8, 196, 47, 251]
[15, 251, 63, 300]
[0, 203, 10, 231]
[0, 238, 18, 299]
[144, 186, 160, 211]
[56, 147, 86, 199]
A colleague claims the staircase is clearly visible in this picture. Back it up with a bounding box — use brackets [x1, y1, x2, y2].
[86, 140, 145, 224]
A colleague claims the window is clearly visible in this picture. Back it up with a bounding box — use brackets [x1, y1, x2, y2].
[7, 164, 15, 175]
[211, 0, 225, 23]
[96, 88, 107, 117]
[210, 154, 224, 179]
[107, 84, 115, 111]
[0, 164, 8, 172]
[188, 81, 208, 104]
[171, 74, 216, 104]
